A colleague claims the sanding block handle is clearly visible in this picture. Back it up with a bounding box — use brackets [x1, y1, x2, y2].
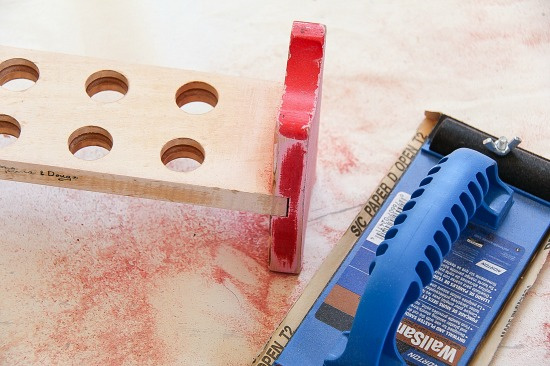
[324, 148, 513, 366]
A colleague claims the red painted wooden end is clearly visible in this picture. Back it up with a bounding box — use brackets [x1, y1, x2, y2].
[270, 21, 326, 273]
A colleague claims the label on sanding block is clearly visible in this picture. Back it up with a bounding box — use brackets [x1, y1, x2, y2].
[315, 197, 524, 366]
[367, 191, 411, 245]
[397, 226, 524, 365]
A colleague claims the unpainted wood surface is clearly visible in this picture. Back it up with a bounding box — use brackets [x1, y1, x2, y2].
[0, 45, 287, 216]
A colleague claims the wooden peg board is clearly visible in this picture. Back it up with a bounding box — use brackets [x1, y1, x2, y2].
[0, 21, 326, 273]
[0, 45, 287, 215]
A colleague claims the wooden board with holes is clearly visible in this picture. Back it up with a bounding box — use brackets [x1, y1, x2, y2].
[0, 45, 287, 216]
[0, 21, 327, 274]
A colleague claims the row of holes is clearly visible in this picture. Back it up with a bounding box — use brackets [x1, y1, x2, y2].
[0, 58, 215, 172]
[0, 58, 219, 114]
[0, 115, 204, 172]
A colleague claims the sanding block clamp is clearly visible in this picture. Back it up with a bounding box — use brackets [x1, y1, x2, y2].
[483, 136, 522, 156]
[324, 148, 514, 366]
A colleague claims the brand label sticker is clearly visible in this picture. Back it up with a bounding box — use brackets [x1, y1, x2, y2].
[476, 260, 507, 275]
[366, 191, 411, 245]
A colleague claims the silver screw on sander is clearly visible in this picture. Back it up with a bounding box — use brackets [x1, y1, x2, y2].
[483, 136, 522, 156]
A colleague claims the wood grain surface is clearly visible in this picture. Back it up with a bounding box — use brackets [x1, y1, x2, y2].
[0, 45, 286, 217]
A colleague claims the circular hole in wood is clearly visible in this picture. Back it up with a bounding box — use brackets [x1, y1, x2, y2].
[161, 138, 205, 172]
[0, 114, 21, 148]
[0, 58, 40, 91]
[68, 125, 113, 161]
[85, 70, 129, 102]
[175, 81, 218, 114]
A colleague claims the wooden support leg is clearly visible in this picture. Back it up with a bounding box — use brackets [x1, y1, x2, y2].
[269, 22, 326, 273]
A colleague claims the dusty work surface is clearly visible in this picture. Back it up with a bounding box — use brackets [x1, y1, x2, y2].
[0, 1, 549, 365]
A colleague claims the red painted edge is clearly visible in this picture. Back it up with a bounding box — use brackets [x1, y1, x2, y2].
[278, 22, 326, 141]
[269, 21, 326, 273]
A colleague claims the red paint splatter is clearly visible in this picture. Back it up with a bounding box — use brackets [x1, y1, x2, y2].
[209, 261, 293, 342]
[524, 31, 550, 47]
[320, 224, 342, 245]
[6, 193, 292, 365]
[334, 141, 359, 174]
[212, 267, 231, 284]
[319, 136, 359, 175]
[468, 29, 512, 42]
[543, 323, 550, 351]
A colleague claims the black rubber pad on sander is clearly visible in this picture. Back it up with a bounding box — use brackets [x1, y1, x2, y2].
[429, 116, 550, 202]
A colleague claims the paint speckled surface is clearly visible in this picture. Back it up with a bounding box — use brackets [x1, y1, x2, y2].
[0, 1, 549, 365]
[0, 185, 296, 365]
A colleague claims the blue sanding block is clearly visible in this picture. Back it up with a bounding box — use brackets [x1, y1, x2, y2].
[257, 115, 550, 366]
